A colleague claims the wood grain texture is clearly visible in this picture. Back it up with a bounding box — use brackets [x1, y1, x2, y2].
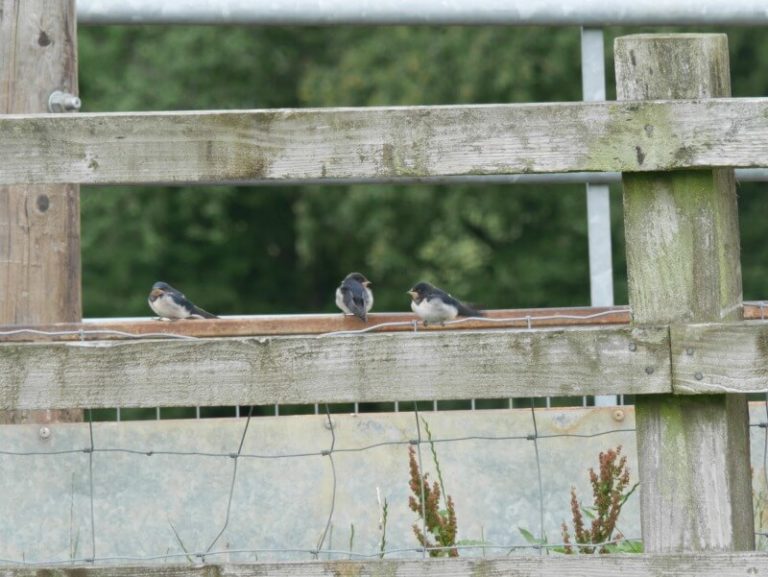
[745, 302, 768, 319]
[619, 172, 743, 325]
[0, 0, 82, 424]
[4, 304, 768, 342]
[5, 554, 768, 577]
[615, 34, 753, 552]
[1, 98, 768, 185]
[671, 322, 768, 394]
[0, 0, 81, 323]
[617, 38, 741, 325]
[0, 325, 670, 409]
[0, 306, 631, 342]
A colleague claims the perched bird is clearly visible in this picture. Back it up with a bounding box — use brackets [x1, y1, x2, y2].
[147, 281, 218, 320]
[335, 272, 374, 322]
[407, 281, 482, 326]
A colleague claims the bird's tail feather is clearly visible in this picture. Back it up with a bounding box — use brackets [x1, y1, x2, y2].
[458, 303, 484, 318]
[192, 306, 218, 319]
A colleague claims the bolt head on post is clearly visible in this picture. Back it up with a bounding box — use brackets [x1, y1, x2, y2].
[48, 90, 81, 113]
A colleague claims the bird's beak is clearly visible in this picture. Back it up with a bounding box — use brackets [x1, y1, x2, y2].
[363, 281, 372, 287]
[150, 288, 164, 298]
[407, 290, 417, 299]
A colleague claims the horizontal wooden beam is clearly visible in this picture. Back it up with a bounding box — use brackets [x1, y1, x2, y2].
[3, 307, 768, 407]
[2, 303, 767, 343]
[2, 98, 768, 185]
[4, 553, 768, 577]
[671, 321, 768, 394]
[0, 325, 670, 409]
[0, 306, 631, 342]
[744, 302, 768, 320]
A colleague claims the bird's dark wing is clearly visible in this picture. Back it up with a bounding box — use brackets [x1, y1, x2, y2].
[169, 291, 218, 319]
[430, 288, 482, 318]
[426, 287, 456, 306]
[341, 280, 368, 321]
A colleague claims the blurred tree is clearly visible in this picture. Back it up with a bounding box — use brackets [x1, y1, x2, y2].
[79, 26, 313, 315]
[725, 29, 768, 302]
[293, 27, 595, 311]
[77, 25, 768, 317]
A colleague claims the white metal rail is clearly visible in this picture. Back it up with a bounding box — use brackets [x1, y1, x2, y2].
[77, 0, 768, 26]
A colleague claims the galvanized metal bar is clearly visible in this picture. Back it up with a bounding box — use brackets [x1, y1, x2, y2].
[581, 27, 614, 310]
[102, 169, 768, 188]
[582, 27, 616, 408]
[76, 0, 768, 26]
[586, 185, 614, 306]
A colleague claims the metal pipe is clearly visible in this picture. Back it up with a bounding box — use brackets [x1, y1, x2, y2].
[582, 28, 617, 408]
[114, 169, 768, 188]
[77, 0, 768, 26]
[581, 28, 614, 309]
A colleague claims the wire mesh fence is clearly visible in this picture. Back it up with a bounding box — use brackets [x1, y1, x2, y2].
[4, 395, 768, 565]
[0, 402, 643, 566]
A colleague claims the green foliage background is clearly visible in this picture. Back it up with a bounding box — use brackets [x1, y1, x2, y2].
[78, 26, 768, 317]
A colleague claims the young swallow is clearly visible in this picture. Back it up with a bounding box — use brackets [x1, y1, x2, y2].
[148, 281, 218, 320]
[335, 272, 374, 322]
[407, 281, 482, 326]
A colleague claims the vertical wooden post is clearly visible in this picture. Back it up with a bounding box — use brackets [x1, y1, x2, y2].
[615, 34, 754, 551]
[0, 0, 82, 423]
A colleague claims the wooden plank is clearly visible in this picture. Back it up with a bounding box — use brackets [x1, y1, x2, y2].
[0, 0, 83, 425]
[4, 554, 768, 577]
[0, 0, 82, 324]
[1, 98, 768, 185]
[743, 302, 768, 320]
[0, 325, 670, 409]
[620, 172, 743, 324]
[0, 306, 631, 342]
[2, 303, 767, 342]
[616, 33, 753, 552]
[671, 322, 768, 394]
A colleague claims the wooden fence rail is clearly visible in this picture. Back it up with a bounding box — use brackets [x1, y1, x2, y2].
[3, 554, 768, 577]
[2, 318, 768, 409]
[1, 99, 768, 185]
[0, 324, 671, 409]
[2, 302, 768, 342]
[0, 306, 632, 341]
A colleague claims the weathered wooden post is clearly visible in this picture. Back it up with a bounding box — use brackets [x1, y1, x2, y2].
[0, 0, 82, 423]
[615, 34, 754, 551]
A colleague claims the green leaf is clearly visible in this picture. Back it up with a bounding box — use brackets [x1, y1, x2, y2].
[619, 482, 640, 507]
[456, 539, 489, 546]
[518, 527, 546, 545]
[603, 540, 643, 554]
